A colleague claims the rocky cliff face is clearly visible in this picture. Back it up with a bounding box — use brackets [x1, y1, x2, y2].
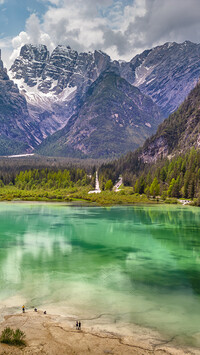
[0, 50, 41, 155]
[39, 45, 110, 94]
[139, 80, 200, 163]
[10, 44, 49, 87]
[120, 41, 200, 117]
[37, 71, 162, 158]
[9, 45, 111, 140]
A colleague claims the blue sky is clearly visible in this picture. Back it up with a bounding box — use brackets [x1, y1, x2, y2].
[0, 0, 133, 38]
[1, 0, 200, 67]
[0, 0, 48, 38]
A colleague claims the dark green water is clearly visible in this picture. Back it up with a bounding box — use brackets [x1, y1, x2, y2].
[0, 203, 200, 346]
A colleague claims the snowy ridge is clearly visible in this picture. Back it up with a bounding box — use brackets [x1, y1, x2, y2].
[9, 70, 77, 109]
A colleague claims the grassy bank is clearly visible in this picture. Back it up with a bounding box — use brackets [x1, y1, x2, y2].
[0, 185, 159, 205]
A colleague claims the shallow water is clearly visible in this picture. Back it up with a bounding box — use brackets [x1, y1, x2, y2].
[0, 203, 200, 346]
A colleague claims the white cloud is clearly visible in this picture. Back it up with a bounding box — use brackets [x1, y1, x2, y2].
[0, 0, 5, 4]
[125, 0, 200, 49]
[9, 13, 55, 66]
[3, 0, 200, 68]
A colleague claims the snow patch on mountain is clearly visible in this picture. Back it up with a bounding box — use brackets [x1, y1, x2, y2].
[134, 65, 155, 86]
[9, 69, 77, 109]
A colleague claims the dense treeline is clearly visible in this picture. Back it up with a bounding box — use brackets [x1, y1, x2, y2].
[14, 168, 93, 190]
[0, 167, 94, 190]
[0, 166, 96, 202]
[99, 147, 200, 203]
[131, 148, 200, 199]
[0, 155, 106, 185]
[1, 148, 200, 206]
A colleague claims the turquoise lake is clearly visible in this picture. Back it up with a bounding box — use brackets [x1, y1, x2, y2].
[0, 203, 200, 346]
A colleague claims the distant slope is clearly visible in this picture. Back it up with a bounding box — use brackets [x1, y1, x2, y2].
[36, 71, 162, 158]
[140, 80, 200, 163]
[120, 41, 200, 117]
[103, 79, 200, 183]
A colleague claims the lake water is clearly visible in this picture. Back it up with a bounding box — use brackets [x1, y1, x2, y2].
[0, 203, 200, 346]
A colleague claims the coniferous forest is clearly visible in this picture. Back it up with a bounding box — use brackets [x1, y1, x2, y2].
[0, 147, 199, 206]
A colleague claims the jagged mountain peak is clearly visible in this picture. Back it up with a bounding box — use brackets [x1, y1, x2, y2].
[37, 71, 162, 158]
[7, 42, 112, 144]
[120, 40, 200, 117]
[50, 44, 78, 59]
[9, 43, 111, 95]
[10, 43, 49, 88]
[19, 44, 49, 61]
[3, 40, 200, 158]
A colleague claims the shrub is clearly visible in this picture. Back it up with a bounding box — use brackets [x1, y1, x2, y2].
[0, 327, 26, 346]
[164, 198, 178, 204]
[13, 328, 26, 345]
[0, 327, 13, 344]
[105, 180, 113, 191]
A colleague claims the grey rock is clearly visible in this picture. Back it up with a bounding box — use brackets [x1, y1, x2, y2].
[9, 44, 111, 142]
[139, 137, 169, 163]
[120, 41, 200, 117]
[0, 53, 43, 154]
[10, 44, 49, 87]
[37, 72, 162, 158]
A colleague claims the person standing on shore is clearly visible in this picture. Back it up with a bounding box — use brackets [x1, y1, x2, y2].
[22, 305, 25, 313]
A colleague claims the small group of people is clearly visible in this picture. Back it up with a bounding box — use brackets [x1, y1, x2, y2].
[34, 307, 46, 314]
[76, 320, 81, 330]
[22, 305, 46, 315]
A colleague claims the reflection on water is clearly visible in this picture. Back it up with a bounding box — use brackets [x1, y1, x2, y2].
[0, 203, 200, 346]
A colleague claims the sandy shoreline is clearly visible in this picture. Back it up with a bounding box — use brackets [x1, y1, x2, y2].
[0, 311, 199, 354]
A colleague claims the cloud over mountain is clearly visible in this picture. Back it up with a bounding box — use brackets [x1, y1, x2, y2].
[2, 0, 200, 67]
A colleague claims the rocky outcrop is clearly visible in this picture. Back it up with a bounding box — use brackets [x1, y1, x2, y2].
[9, 45, 111, 140]
[39, 46, 110, 94]
[10, 44, 49, 87]
[139, 81, 200, 163]
[37, 72, 162, 158]
[0, 50, 40, 154]
[140, 137, 169, 163]
[120, 41, 200, 117]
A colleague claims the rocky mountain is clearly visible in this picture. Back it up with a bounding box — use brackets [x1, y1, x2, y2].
[140, 80, 200, 163]
[3, 40, 200, 158]
[120, 41, 200, 117]
[0, 50, 40, 155]
[37, 71, 162, 158]
[9, 44, 111, 140]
